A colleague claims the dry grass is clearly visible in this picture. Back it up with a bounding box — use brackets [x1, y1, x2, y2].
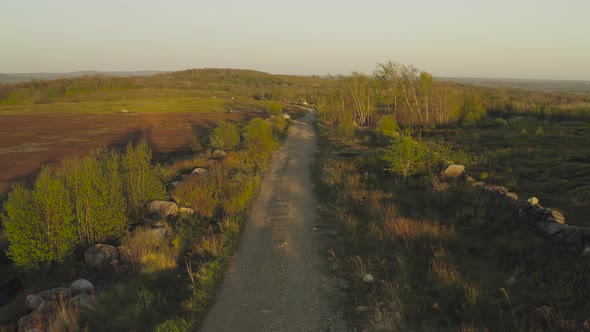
[382, 217, 455, 243]
[122, 226, 178, 274]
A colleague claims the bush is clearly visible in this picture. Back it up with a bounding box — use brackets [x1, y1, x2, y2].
[210, 121, 240, 150]
[3, 177, 76, 269]
[123, 140, 166, 211]
[267, 101, 283, 116]
[383, 130, 425, 179]
[243, 118, 276, 155]
[377, 115, 398, 138]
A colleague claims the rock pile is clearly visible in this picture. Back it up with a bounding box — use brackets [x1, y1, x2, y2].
[459, 167, 590, 254]
[18, 279, 95, 331]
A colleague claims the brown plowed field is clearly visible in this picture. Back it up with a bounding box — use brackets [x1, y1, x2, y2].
[0, 112, 255, 198]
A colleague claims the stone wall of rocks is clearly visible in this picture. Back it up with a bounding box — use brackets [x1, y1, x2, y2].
[442, 164, 590, 256]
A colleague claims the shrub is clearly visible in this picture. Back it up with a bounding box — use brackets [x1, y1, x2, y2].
[123, 140, 166, 211]
[3, 178, 75, 269]
[377, 115, 399, 138]
[243, 118, 276, 154]
[267, 101, 283, 116]
[210, 121, 240, 150]
[62, 148, 127, 245]
[383, 129, 425, 179]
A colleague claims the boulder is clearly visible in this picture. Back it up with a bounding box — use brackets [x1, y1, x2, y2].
[147, 200, 179, 218]
[505, 276, 517, 286]
[527, 197, 539, 205]
[191, 167, 208, 176]
[84, 244, 118, 269]
[179, 207, 195, 215]
[117, 245, 133, 266]
[212, 150, 228, 160]
[546, 222, 568, 235]
[24, 294, 43, 310]
[582, 247, 590, 256]
[565, 227, 583, 246]
[547, 210, 566, 224]
[582, 227, 590, 241]
[506, 192, 518, 200]
[441, 164, 465, 179]
[170, 181, 182, 188]
[148, 227, 167, 239]
[19, 300, 59, 331]
[362, 274, 374, 283]
[69, 293, 95, 308]
[37, 287, 71, 302]
[120, 109, 129, 113]
[70, 279, 93, 295]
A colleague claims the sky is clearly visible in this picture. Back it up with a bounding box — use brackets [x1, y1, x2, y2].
[1, 0, 589, 80]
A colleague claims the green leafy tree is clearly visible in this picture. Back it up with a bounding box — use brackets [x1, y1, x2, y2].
[64, 148, 127, 245]
[123, 140, 166, 211]
[383, 129, 425, 179]
[3, 167, 77, 268]
[210, 121, 241, 150]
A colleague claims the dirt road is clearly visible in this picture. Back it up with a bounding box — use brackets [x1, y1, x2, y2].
[200, 111, 346, 331]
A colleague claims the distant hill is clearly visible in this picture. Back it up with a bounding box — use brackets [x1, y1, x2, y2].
[441, 77, 590, 94]
[0, 71, 164, 84]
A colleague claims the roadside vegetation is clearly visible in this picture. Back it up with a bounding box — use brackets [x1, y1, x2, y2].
[314, 61, 590, 330]
[0, 100, 288, 330]
[1, 65, 590, 330]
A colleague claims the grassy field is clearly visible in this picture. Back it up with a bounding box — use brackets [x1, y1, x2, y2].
[424, 119, 590, 227]
[0, 93, 263, 115]
[313, 122, 590, 331]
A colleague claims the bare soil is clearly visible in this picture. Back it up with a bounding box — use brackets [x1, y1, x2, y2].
[0, 112, 255, 198]
[200, 112, 347, 331]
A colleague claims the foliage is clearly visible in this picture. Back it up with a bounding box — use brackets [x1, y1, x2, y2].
[383, 129, 425, 179]
[376, 115, 399, 138]
[243, 118, 276, 155]
[209, 121, 241, 151]
[267, 101, 283, 116]
[2, 142, 164, 268]
[460, 92, 486, 127]
[123, 140, 166, 211]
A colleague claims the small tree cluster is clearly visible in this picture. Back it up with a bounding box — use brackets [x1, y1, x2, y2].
[2, 140, 165, 269]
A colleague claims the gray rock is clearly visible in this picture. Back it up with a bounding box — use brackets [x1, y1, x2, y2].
[19, 300, 59, 331]
[582, 247, 590, 256]
[37, 287, 71, 301]
[24, 294, 43, 310]
[356, 305, 368, 313]
[85, 244, 118, 269]
[582, 227, 590, 241]
[547, 210, 566, 224]
[179, 207, 195, 215]
[527, 197, 539, 205]
[546, 222, 568, 235]
[147, 200, 179, 218]
[362, 274, 374, 283]
[506, 192, 518, 200]
[69, 293, 95, 308]
[70, 279, 93, 295]
[441, 164, 465, 179]
[212, 149, 228, 160]
[191, 167, 208, 176]
[565, 228, 583, 246]
[117, 245, 133, 266]
[170, 181, 182, 188]
[505, 276, 517, 286]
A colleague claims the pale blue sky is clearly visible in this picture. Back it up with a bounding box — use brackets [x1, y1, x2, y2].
[1, 0, 589, 80]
